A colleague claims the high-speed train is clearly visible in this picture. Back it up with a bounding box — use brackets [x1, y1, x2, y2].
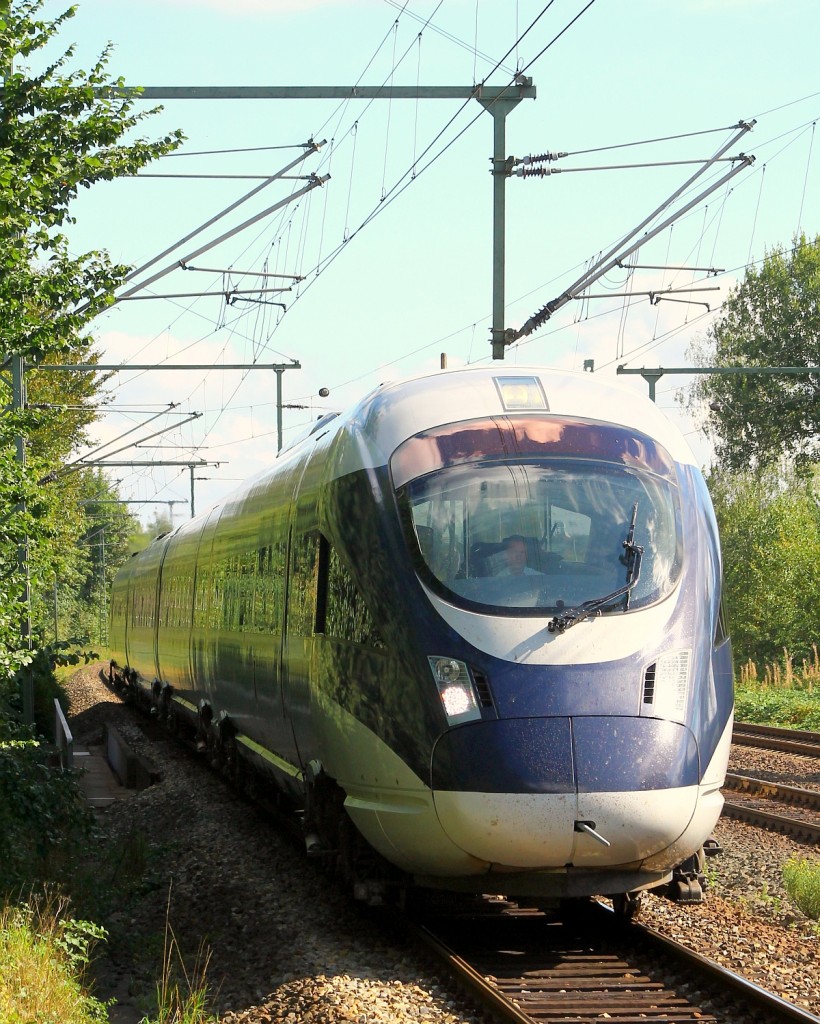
[109, 366, 733, 909]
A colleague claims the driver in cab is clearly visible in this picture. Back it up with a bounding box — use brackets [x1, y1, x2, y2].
[498, 535, 541, 576]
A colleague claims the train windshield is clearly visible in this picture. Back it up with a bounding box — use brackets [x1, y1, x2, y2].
[392, 416, 682, 616]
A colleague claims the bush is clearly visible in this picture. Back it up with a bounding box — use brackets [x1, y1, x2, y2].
[782, 857, 820, 921]
[0, 739, 93, 895]
[734, 690, 820, 730]
[708, 467, 820, 670]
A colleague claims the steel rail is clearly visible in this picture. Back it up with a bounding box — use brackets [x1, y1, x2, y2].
[406, 918, 534, 1024]
[721, 800, 820, 843]
[732, 723, 820, 758]
[632, 915, 820, 1024]
[725, 772, 820, 809]
[406, 897, 820, 1024]
[734, 722, 820, 744]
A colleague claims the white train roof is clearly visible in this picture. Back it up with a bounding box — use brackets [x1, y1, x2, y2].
[325, 366, 698, 481]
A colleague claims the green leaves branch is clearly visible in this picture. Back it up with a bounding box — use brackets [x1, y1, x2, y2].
[688, 234, 820, 472]
[1, 0, 183, 684]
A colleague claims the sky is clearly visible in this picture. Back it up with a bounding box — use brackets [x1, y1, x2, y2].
[31, 0, 820, 523]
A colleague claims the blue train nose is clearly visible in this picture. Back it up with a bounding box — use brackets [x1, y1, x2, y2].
[430, 717, 701, 869]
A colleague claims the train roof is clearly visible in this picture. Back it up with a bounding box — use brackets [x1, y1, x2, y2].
[325, 365, 699, 480]
[114, 366, 701, 568]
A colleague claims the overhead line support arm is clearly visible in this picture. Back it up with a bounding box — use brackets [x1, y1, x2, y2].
[97, 81, 537, 360]
[616, 364, 820, 402]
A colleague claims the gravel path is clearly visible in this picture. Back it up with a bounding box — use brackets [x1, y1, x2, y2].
[64, 665, 820, 1023]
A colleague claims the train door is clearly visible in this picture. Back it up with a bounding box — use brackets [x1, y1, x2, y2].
[189, 504, 225, 705]
[225, 455, 302, 771]
[124, 536, 168, 685]
[280, 452, 323, 767]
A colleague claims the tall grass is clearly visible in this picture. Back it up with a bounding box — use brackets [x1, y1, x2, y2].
[735, 647, 820, 729]
[0, 894, 110, 1024]
[140, 889, 217, 1024]
[782, 857, 820, 922]
[739, 646, 819, 691]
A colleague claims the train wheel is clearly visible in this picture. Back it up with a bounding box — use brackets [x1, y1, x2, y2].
[611, 892, 643, 921]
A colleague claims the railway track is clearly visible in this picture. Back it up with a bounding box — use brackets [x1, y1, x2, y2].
[733, 722, 820, 758]
[722, 773, 820, 843]
[726, 722, 820, 842]
[78, 671, 820, 1022]
[409, 896, 820, 1024]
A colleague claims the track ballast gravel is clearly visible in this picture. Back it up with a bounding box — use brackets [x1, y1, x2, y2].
[64, 666, 819, 1023]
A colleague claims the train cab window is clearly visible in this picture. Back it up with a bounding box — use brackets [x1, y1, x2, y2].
[392, 415, 683, 618]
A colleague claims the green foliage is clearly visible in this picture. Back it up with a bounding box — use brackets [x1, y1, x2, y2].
[707, 464, 820, 668]
[734, 689, 820, 730]
[734, 646, 820, 727]
[738, 646, 819, 690]
[0, 0, 182, 685]
[54, 915, 109, 975]
[0, 738, 93, 894]
[782, 857, 820, 921]
[688, 234, 820, 471]
[0, 896, 111, 1024]
[37, 471, 138, 646]
[0, 645, 95, 895]
[0, 6, 184, 1015]
[0, 2, 184, 359]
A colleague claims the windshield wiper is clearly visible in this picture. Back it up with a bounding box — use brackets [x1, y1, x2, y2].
[547, 502, 644, 635]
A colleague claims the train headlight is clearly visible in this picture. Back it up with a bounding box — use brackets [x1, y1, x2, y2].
[493, 375, 548, 411]
[428, 656, 482, 726]
[653, 649, 691, 722]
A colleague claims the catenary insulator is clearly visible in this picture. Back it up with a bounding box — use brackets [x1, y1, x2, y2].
[517, 151, 567, 166]
[514, 165, 560, 178]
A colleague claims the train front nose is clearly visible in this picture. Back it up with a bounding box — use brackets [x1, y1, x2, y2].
[430, 717, 701, 869]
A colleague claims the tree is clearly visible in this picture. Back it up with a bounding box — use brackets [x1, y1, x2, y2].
[689, 235, 820, 472]
[0, 1, 183, 687]
[1, 2, 184, 360]
[708, 465, 820, 670]
[45, 469, 137, 645]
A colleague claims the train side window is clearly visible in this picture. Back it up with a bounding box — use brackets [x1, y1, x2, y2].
[253, 541, 286, 633]
[715, 594, 730, 646]
[317, 536, 385, 650]
[193, 559, 220, 631]
[160, 570, 193, 629]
